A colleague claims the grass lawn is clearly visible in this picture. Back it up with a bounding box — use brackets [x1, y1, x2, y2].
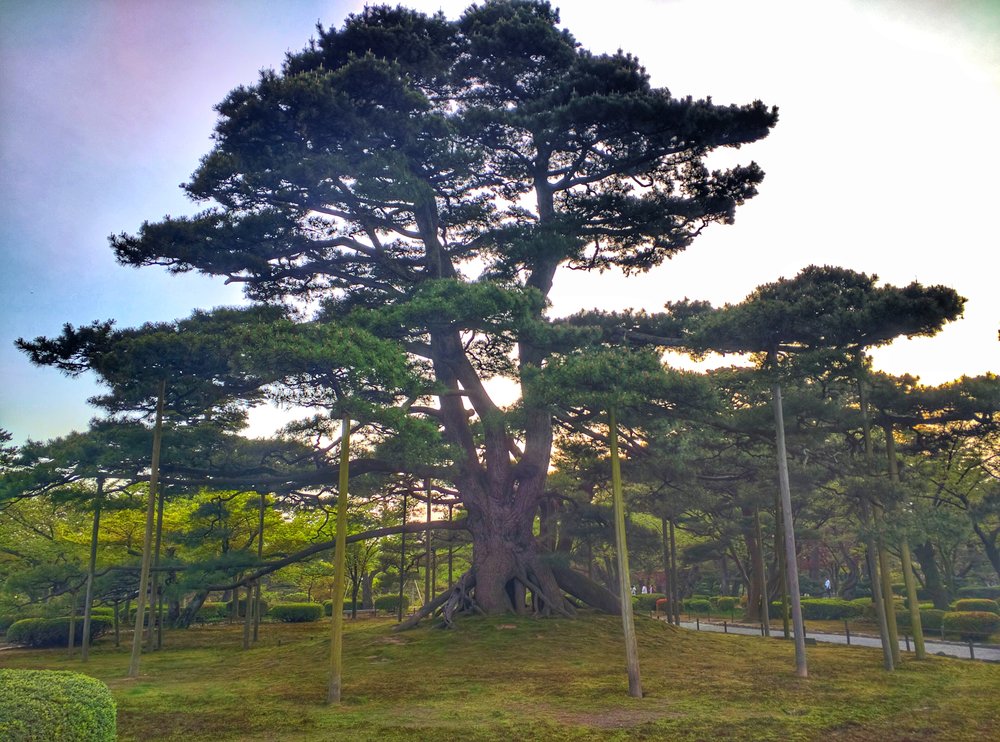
[2, 613, 998, 741]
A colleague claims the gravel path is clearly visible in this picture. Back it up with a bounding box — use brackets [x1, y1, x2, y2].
[671, 618, 1000, 662]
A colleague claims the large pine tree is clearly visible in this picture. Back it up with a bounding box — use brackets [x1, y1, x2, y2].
[111, 1, 777, 615]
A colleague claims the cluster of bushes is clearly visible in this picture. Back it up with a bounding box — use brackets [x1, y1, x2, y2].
[633, 593, 667, 612]
[633, 594, 739, 617]
[894, 608, 946, 633]
[0, 669, 116, 741]
[269, 603, 323, 623]
[6, 617, 111, 648]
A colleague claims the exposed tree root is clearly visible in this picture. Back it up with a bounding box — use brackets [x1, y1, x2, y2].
[393, 562, 620, 629]
[395, 571, 478, 631]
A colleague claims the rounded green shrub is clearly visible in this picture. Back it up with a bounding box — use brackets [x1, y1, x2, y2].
[941, 611, 1000, 641]
[374, 595, 409, 613]
[769, 601, 789, 620]
[895, 607, 945, 632]
[269, 603, 323, 623]
[6, 617, 111, 648]
[683, 598, 712, 615]
[951, 599, 999, 614]
[799, 598, 863, 620]
[0, 669, 116, 741]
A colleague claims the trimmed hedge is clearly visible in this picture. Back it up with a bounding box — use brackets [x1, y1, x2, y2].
[958, 586, 1000, 600]
[941, 611, 1000, 641]
[951, 599, 999, 614]
[6, 618, 111, 648]
[919, 609, 946, 632]
[0, 669, 116, 741]
[373, 595, 409, 613]
[860, 597, 904, 621]
[799, 598, 863, 621]
[269, 603, 323, 623]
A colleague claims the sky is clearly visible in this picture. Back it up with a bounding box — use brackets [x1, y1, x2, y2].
[1, 0, 998, 446]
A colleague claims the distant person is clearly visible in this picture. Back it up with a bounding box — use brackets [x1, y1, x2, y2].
[641, 585, 648, 594]
[824, 578, 832, 597]
[631, 585, 637, 595]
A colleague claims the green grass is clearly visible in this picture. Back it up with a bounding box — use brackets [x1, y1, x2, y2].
[2, 614, 998, 741]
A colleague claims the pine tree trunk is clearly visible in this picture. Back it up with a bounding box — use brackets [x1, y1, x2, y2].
[913, 540, 950, 609]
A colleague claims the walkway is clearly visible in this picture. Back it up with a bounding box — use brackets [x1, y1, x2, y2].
[670, 618, 1000, 662]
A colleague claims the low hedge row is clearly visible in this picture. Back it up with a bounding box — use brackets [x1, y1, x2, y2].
[269, 603, 323, 623]
[941, 611, 1000, 641]
[950, 599, 999, 614]
[799, 598, 862, 620]
[958, 586, 1000, 600]
[0, 669, 116, 741]
[894, 608, 946, 632]
[6, 618, 111, 648]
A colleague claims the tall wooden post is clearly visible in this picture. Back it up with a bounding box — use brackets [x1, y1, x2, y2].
[129, 379, 166, 678]
[884, 422, 925, 659]
[328, 413, 351, 704]
[609, 407, 642, 698]
[424, 478, 432, 605]
[772, 381, 808, 677]
[81, 476, 104, 662]
[398, 491, 407, 622]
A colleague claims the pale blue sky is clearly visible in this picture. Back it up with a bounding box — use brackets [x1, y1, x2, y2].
[2, 0, 998, 445]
